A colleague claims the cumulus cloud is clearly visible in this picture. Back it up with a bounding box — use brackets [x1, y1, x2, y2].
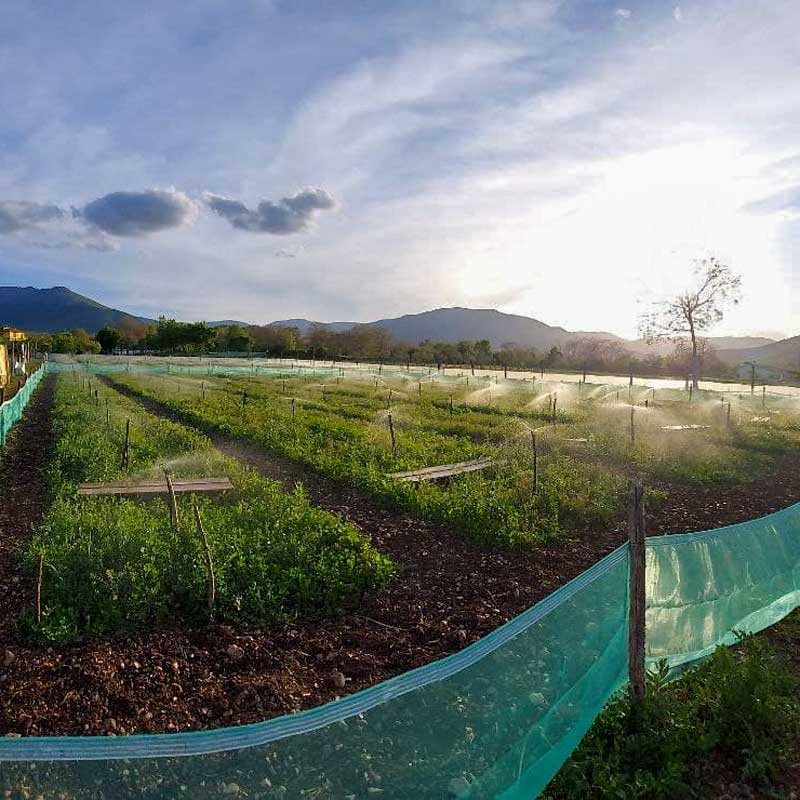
[673, 6, 683, 22]
[615, 8, 632, 19]
[0, 201, 64, 233]
[81, 188, 196, 236]
[204, 187, 336, 234]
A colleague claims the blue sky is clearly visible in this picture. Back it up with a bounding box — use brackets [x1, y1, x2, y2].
[1, 0, 798, 337]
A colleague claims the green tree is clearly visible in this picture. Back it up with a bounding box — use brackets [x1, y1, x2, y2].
[95, 326, 124, 354]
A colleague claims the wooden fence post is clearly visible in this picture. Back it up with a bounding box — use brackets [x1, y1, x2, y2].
[531, 430, 538, 495]
[36, 552, 44, 625]
[387, 413, 397, 458]
[121, 418, 131, 470]
[628, 483, 646, 705]
[630, 406, 635, 445]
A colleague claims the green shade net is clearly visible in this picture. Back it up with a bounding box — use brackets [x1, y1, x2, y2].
[0, 364, 45, 446]
[1, 368, 799, 798]
[0, 548, 630, 799]
[646, 503, 800, 669]
[45, 361, 340, 379]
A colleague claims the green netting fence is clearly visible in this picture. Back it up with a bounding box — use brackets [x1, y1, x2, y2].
[45, 361, 341, 379]
[0, 364, 46, 447]
[0, 499, 798, 798]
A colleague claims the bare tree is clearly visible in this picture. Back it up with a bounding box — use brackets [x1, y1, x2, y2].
[639, 257, 741, 389]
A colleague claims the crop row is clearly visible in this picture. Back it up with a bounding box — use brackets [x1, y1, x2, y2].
[22, 374, 392, 641]
[108, 372, 625, 547]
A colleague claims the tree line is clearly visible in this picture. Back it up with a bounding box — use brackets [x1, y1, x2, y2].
[30, 316, 736, 380]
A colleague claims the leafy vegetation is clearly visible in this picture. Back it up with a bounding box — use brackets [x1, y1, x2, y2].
[23, 374, 393, 641]
[545, 635, 800, 799]
[104, 365, 800, 549]
[109, 370, 627, 547]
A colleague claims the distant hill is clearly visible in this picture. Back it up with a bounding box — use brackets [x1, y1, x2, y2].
[716, 336, 800, 370]
[206, 320, 253, 328]
[625, 336, 776, 358]
[270, 318, 356, 334]
[266, 309, 779, 357]
[0, 286, 153, 333]
[364, 307, 579, 349]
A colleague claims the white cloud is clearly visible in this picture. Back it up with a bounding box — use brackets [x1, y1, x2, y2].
[673, 6, 684, 22]
[615, 8, 632, 19]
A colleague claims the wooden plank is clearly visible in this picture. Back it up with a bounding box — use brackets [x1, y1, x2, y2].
[388, 458, 493, 479]
[659, 424, 710, 431]
[387, 458, 494, 483]
[78, 477, 234, 497]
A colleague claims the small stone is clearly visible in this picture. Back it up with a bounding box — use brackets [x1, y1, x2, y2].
[528, 692, 546, 707]
[331, 670, 346, 690]
[222, 783, 241, 796]
[3, 650, 15, 668]
[225, 644, 245, 661]
[457, 629, 467, 645]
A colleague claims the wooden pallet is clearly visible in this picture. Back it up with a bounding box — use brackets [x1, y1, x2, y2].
[78, 477, 234, 497]
[386, 458, 494, 483]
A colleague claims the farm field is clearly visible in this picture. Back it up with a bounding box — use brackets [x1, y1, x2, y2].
[105, 363, 800, 547]
[2, 362, 800, 797]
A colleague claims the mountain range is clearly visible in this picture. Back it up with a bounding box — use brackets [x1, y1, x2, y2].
[0, 286, 793, 367]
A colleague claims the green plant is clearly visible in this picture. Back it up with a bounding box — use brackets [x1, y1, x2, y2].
[545, 636, 800, 799]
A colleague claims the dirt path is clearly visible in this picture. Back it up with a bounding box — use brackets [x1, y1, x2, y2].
[0, 374, 54, 642]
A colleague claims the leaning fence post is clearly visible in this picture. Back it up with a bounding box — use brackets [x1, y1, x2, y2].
[193, 503, 216, 618]
[164, 469, 179, 532]
[628, 483, 646, 705]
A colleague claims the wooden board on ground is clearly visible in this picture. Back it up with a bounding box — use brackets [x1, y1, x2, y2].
[78, 477, 234, 497]
[659, 424, 710, 431]
[387, 458, 494, 483]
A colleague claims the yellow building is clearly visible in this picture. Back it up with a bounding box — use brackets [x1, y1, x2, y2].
[1, 328, 29, 391]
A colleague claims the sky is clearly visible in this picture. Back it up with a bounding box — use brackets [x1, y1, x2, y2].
[0, 0, 798, 339]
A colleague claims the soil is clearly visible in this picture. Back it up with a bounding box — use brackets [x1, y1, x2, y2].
[0, 375, 799, 796]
